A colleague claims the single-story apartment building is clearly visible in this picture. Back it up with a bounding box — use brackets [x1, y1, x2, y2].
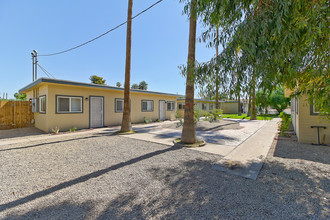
[19, 78, 179, 132]
[285, 89, 329, 145]
[176, 98, 248, 118]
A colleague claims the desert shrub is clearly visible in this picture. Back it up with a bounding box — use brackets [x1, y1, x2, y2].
[205, 109, 223, 122]
[51, 126, 60, 134]
[176, 118, 184, 128]
[69, 127, 77, 132]
[144, 117, 152, 124]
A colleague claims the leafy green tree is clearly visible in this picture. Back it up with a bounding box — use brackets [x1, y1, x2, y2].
[138, 81, 148, 90]
[256, 90, 270, 113]
[131, 83, 139, 89]
[14, 92, 26, 101]
[116, 82, 122, 87]
[269, 87, 290, 114]
[90, 75, 106, 85]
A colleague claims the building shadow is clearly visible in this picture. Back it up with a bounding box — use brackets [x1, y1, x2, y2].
[273, 137, 330, 164]
[0, 127, 45, 140]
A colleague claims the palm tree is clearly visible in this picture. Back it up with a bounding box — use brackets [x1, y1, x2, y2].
[121, 0, 133, 132]
[181, 0, 197, 144]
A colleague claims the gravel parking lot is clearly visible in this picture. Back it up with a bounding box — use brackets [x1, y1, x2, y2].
[0, 133, 329, 219]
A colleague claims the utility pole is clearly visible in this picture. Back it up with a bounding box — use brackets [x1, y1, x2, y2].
[31, 50, 38, 81]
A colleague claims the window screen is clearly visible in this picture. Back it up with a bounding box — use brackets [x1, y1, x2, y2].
[167, 102, 175, 111]
[142, 100, 153, 112]
[115, 99, 124, 112]
[57, 96, 82, 113]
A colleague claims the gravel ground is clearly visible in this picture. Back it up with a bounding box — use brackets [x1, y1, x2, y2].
[0, 132, 329, 219]
[161, 119, 243, 131]
[0, 128, 45, 140]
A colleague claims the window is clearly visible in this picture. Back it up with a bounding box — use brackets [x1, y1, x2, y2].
[310, 100, 320, 115]
[209, 104, 214, 111]
[141, 100, 153, 112]
[167, 101, 175, 111]
[178, 103, 185, 110]
[115, 98, 124, 113]
[39, 95, 46, 113]
[57, 96, 83, 113]
[202, 103, 207, 111]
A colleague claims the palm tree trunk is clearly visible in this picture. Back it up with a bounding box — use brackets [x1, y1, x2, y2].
[215, 26, 219, 109]
[121, 0, 133, 132]
[181, 0, 197, 144]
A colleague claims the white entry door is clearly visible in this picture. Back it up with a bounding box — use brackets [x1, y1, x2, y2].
[90, 96, 104, 128]
[159, 100, 166, 121]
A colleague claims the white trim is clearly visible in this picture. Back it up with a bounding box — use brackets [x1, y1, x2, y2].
[57, 96, 83, 113]
[39, 96, 46, 113]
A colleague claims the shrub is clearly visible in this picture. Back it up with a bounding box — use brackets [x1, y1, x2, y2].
[51, 126, 60, 134]
[69, 127, 77, 132]
[278, 112, 291, 136]
[176, 118, 184, 128]
[205, 109, 223, 122]
[144, 117, 152, 124]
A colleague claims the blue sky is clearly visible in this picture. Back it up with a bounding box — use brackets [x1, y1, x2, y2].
[0, 0, 216, 99]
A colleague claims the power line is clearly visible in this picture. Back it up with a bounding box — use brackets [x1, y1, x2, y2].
[39, 0, 164, 57]
[37, 63, 56, 79]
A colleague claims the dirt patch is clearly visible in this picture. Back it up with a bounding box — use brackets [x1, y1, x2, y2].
[161, 119, 243, 131]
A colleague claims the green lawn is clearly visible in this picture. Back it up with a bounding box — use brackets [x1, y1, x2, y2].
[221, 114, 278, 120]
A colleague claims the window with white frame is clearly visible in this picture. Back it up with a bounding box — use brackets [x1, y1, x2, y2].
[209, 103, 214, 111]
[167, 101, 175, 111]
[178, 103, 185, 110]
[141, 100, 153, 112]
[115, 98, 124, 113]
[311, 100, 320, 115]
[202, 103, 207, 111]
[39, 95, 46, 113]
[57, 96, 83, 113]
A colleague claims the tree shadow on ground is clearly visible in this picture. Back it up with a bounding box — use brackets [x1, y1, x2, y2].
[274, 138, 330, 164]
[0, 127, 45, 140]
[97, 158, 329, 219]
[0, 145, 182, 213]
[3, 201, 93, 220]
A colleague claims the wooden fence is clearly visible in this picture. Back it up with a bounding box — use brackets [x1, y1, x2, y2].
[0, 101, 34, 129]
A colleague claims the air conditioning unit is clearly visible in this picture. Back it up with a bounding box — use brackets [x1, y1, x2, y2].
[32, 98, 38, 112]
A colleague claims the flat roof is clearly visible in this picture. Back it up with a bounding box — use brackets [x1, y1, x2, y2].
[19, 78, 183, 97]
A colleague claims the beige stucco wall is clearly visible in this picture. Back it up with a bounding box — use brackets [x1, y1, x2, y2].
[221, 102, 239, 114]
[176, 100, 217, 118]
[26, 84, 49, 132]
[293, 94, 329, 144]
[176, 100, 243, 117]
[25, 83, 177, 132]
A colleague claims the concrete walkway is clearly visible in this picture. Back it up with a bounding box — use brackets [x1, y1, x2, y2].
[213, 118, 280, 180]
